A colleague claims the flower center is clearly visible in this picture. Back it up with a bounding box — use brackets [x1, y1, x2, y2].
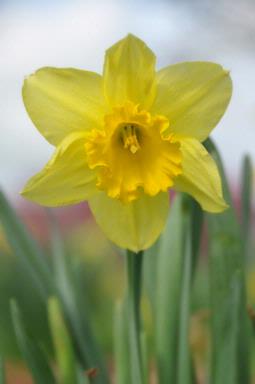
[121, 123, 141, 154]
[85, 101, 182, 203]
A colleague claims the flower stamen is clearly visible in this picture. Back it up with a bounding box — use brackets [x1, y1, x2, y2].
[121, 124, 141, 154]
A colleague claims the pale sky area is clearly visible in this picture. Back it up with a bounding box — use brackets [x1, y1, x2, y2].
[1, 0, 255, 201]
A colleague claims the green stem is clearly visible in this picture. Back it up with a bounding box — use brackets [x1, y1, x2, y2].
[126, 250, 144, 384]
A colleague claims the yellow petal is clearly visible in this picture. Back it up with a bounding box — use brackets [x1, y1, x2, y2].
[88, 191, 169, 252]
[174, 138, 228, 212]
[21, 132, 97, 206]
[152, 62, 232, 141]
[103, 34, 156, 109]
[23, 68, 106, 146]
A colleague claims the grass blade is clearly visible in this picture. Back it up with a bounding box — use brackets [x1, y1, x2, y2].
[0, 190, 53, 300]
[49, 212, 109, 384]
[0, 357, 5, 384]
[155, 193, 203, 384]
[48, 296, 79, 384]
[10, 299, 56, 384]
[204, 139, 250, 384]
[155, 196, 186, 383]
[155, 195, 185, 383]
[140, 331, 149, 384]
[241, 155, 253, 261]
[177, 220, 193, 384]
[190, 201, 204, 280]
[143, 239, 160, 314]
[113, 301, 130, 384]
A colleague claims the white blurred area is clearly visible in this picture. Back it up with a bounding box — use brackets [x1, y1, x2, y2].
[1, 0, 255, 200]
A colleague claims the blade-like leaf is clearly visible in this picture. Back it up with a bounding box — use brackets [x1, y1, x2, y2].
[177, 215, 193, 384]
[0, 357, 5, 384]
[154, 195, 196, 384]
[10, 299, 56, 384]
[155, 195, 185, 383]
[48, 212, 109, 384]
[155, 194, 201, 384]
[0, 190, 53, 300]
[113, 301, 131, 384]
[48, 296, 78, 384]
[241, 155, 253, 261]
[247, 305, 255, 333]
[140, 331, 149, 384]
[143, 239, 160, 314]
[204, 139, 250, 384]
[190, 201, 204, 280]
[77, 366, 90, 384]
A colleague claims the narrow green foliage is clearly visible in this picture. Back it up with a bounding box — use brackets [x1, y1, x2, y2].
[155, 195, 202, 384]
[247, 306, 255, 333]
[140, 331, 149, 384]
[113, 301, 131, 384]
[155, 195, 186, 383]
[143, 239, 160, 313]
[49, 213, 109, 384]
[126, 250, 144, 384]
[204, 139, 250, 384]
[0, 192, 108, 384]
[1, 142, 253, 384]
[241, 155, 253, 261]
[48, 297, 78, 384]
[77, 367, 90, 384]
[0, 190, 53, 300]
[177, 222, 193, 384]
[190, 200, 204, 279]
[0, 357, 5, 384]
[10, 300, 56, 384]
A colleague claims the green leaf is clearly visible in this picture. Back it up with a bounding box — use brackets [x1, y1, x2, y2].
[10, 299, 56, 384]
[154, 193, 203, 384]
[0, 190, 53, 300]
[113, 301, 131, 384]
[155, 195, 200, 384]
[0, 357, 5, 384]
[48, 296, 78, 384]
[204, 139, 250, 384]
[140, 331, 149, 384]
[155, 195, 185, 383]
[143, 239, 160, 314]
[177, 216, 193, 384]
[77, 366, 90, 384]
[247, 305, 255, 333]
[48, 212, 109, 384]
[241, 155, 253, 261]
[190, 200, 204, 280]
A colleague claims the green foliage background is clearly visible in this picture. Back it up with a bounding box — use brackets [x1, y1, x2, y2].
[0, 139, 254, 383]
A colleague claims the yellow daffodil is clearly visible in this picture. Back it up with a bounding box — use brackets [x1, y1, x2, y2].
[21, 34, 232, 251]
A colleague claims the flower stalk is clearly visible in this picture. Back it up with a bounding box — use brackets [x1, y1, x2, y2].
[126, 250, 144, 384]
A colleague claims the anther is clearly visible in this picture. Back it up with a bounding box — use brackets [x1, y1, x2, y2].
[122, 124, 141, 154]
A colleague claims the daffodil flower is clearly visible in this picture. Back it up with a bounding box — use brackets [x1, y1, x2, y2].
[21, 34, 232, 251]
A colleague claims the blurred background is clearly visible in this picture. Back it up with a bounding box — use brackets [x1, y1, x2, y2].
[1, 0, 255, 382]
[1, 0, 255, 199]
